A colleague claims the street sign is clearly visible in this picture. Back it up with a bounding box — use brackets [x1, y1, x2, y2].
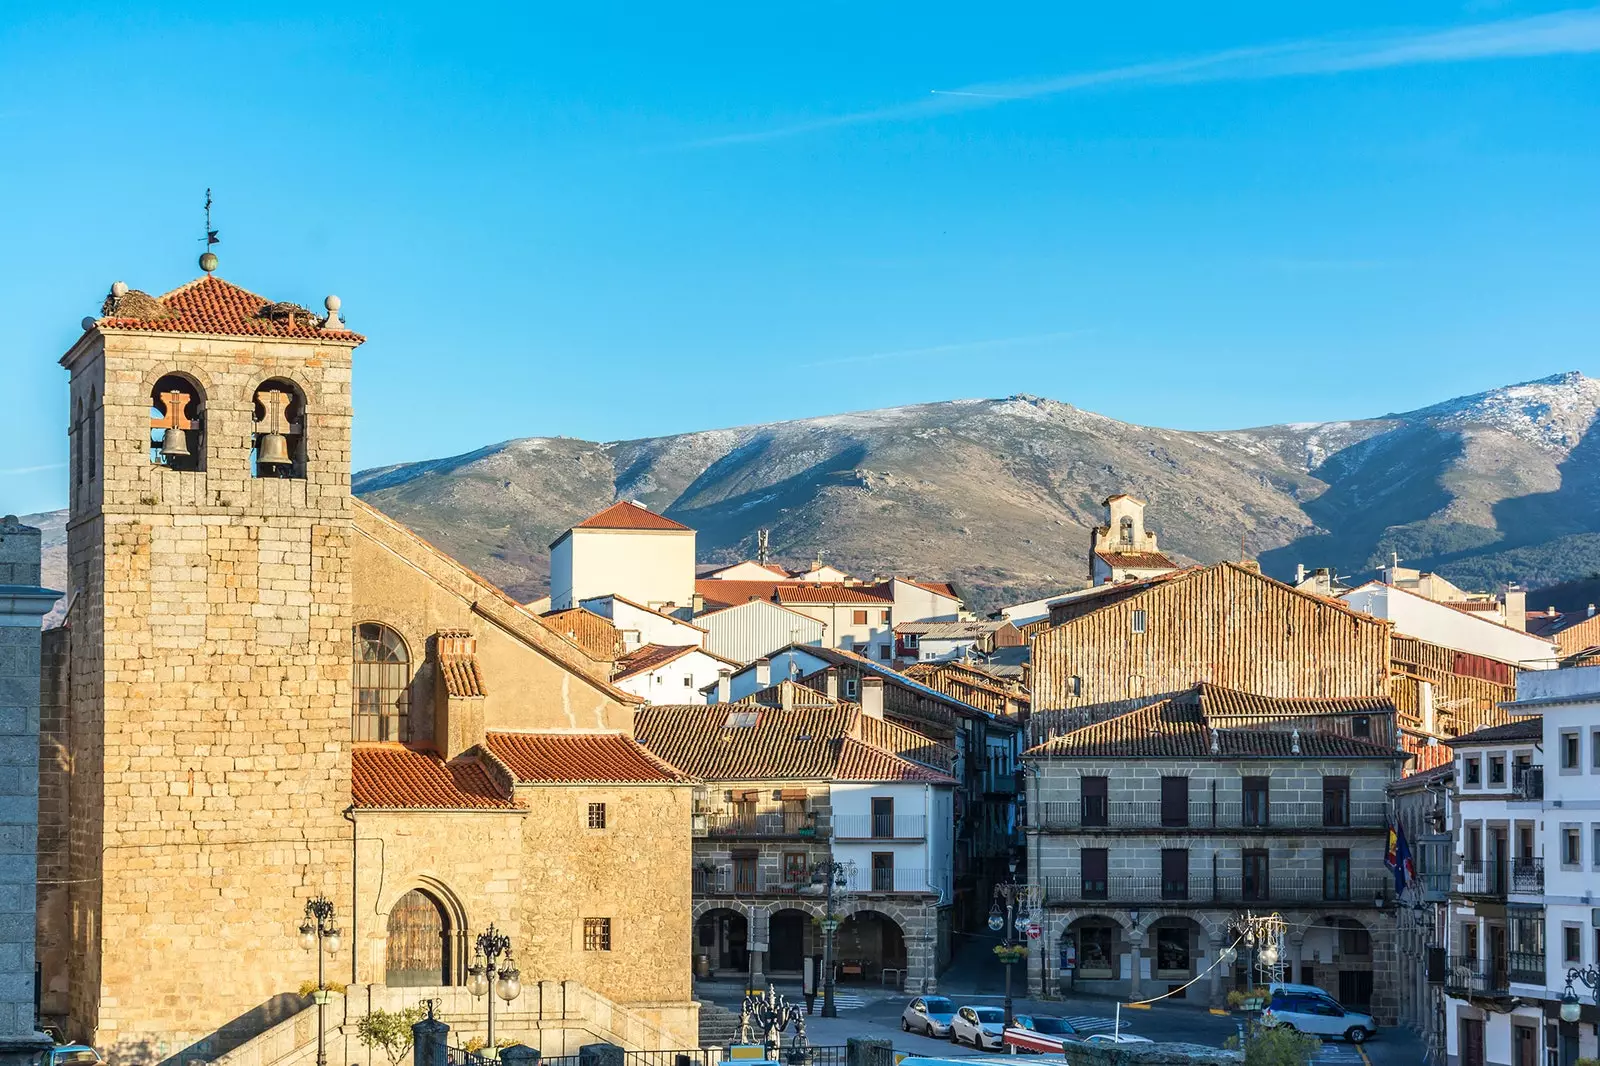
[1026, 923, 1042, 940]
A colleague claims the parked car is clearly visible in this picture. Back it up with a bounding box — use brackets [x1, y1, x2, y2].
[1003, 1015, 1080, 1053]
[1268, 982, 1340, 1005]
[950, 1005, 1007, 1049]
[1261, 994, 1378, 1043]
[1081, 1033, 1152, 1045]
[47, 1047, 102, 1066]
[901, 996, 957, 1037]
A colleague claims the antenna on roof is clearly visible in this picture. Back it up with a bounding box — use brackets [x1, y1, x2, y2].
[198, 189, 219, 274]
[757, 529, 771, 566]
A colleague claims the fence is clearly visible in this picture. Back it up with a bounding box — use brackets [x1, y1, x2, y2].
[539, 1047, 856, 1066]
[831, 815, 927, 840]
[1032, 799, 1387, 831]
[1042, 873, 1393, 906]
[694, 865, 944, 897]
[702, 812, 829, 840]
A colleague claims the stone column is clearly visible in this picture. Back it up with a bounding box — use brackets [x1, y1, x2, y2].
[1126, 923, 1143, 999]
[0, 518, 60, 1066]
[1290, 933, 1305, 986]
[1207, 934, 1225, 1008]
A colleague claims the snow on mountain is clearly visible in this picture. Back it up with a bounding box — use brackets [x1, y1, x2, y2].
[1397, 371, 1600, 452]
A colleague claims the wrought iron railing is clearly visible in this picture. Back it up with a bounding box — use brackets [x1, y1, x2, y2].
[1444, 955, 1510, 996]
[1508, 951, 1546, 985]
[832, 814, 927, 840]
[694, 865, 945, 897]
[1458, 859, 1508, 898]
[1510, 858, 1544, 894]
[1042, 873, 1392, 906]
[1512, 765, 1543, 800]
[1032, 799, 1386, 830]
[702, 811, 828, 839]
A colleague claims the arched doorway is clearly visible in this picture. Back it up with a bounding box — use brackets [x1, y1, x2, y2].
[836, 911, 905, 982]
[769, 908, 813, 974]
[1063, 916, 1122, 987]
[386, 889, 451, 987]
[696, 908, 749, 975]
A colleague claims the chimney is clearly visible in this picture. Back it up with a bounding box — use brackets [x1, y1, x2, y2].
[1547, 605, 1559, 618]
[692, 592, 705, 616]
[780, 682, 795, 712]
[1589, 603, 1597, 618]
[434, 629, 486, 760]
[861, 676, 885, 719]
[717, 669, 731, 704]
[1419, 680, 1435, 736]
[1295, 564, 1306, 585]
[823, 668, 839, 701]
[1504, 586, 1526, 632]
[755, 658, 771, 688]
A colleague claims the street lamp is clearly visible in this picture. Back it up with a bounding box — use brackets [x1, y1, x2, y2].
[1560, 966, 1600, 1024]
[297, 895, 341, 1066]
[467, 925, 522, 1049]
[992, 860, 1031, 1028]
[811, 860, 852, 1019]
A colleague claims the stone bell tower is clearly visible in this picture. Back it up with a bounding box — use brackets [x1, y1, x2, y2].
[53, 261, 362, 1062]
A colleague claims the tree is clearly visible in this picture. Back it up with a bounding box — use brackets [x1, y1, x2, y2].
[356, 1006, 429, 1066]
[1225, 1025, 1322, 1066]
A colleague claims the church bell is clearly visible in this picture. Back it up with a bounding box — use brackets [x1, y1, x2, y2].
[160, 427, 191, 459]
[257, 432, 292, 467]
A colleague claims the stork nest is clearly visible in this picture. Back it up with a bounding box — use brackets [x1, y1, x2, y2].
[256, 301, 315, 325]
[100, 288, 170, 320]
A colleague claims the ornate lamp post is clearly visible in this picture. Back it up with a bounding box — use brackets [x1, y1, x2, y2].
[467, 925, 523, 1049]
[991, 868, 1030, 1028]
[1559, 965, 1600, 1023]
[811, 860, 852, 1018]
[298, 895, 342, 1066]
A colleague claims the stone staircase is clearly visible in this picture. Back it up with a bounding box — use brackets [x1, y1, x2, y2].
[697, 1002, 741, 1048]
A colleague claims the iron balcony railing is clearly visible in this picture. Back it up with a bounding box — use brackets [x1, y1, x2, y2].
[1444, 954, 1510, 996]
[841, 866, 947, 896]
[1032, 799, 1387, 831]
[1508, 951, 1546, 985]
[700, 811, 829, 839]
[1510, 858, 1544, 894]
[832, 814, 927, 840]
[1042, 873, 1393, 906]
[1512, 765, 1543, 800]
[693, 864, 945, 898]
[1458, 859, 1509, 898]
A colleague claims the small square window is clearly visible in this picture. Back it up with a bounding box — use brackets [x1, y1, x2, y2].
[1592, 826, 1600, 870]
[1490, 756, 1505, 785]
[878, 645, 892, 661]
[845, 679, 859, 698]
[1131, 609, 1148, 634]
[1465, 757, 1481, 786]
[880, 610, 890, 624]
[853, 610, 868, 626]
[683, 675, 694, 687]
[584, 917, 612, 951]
[587, 802, 607, 829]
[1564, 925, 1581, 964]
[1352, 715, 1371, 739]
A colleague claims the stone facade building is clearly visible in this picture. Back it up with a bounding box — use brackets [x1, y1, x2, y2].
[1023, 684, 1411, 1021]
[38, 272, 698, 1064]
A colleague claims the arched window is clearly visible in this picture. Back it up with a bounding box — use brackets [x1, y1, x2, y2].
[386, 889, 451, 986]
[86, 389, 97, 482]
[150, 373, 204, 472]
[253, 378, 306, 479]
[354, 623, 411, 742]
[1119, 516, 1134, 546]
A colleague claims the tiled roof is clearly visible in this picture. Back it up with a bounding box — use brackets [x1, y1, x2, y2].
[899, 578, 960, 599]
[96, 275, 365, 342]
[693, 579, 894, 609]
[573, 501, 691, 532]
[1446, 719, 1544, 747]
[540, 608, 621, 660]
[702, 561, 791, 578]
[1198, 684, 1394, 719]
[352, 746, 518, 810]
[896, 620, 1003, 639]
[614, 643, 699, 681]
[1094, 550, 1179, 570]
[439, 655, 487, 697]
[594, 594, 707, 631]
[485, 731, 693, 783]
[777, 643, 1003, 723]
[1024, 696, 1407, 760]
[776, 584, 893, 605]
[632, 705, 955, 784]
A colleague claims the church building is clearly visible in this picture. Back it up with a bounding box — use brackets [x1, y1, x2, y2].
[37, 267, 699, 1064]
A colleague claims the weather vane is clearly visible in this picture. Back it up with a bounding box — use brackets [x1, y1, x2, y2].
[199, 188, 219, 274]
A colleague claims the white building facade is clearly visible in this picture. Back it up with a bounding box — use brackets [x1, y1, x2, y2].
[549, 501, 696, 610]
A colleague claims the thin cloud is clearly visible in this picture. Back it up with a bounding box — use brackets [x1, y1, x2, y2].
[687, 7, 1600, 147]
[0, 462, 65, 476]
[796, 329, 1090, 370]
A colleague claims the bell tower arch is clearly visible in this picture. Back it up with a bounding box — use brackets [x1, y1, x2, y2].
[55, 268, 364, 1059]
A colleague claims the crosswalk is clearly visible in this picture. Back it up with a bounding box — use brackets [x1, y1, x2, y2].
[1311, 1041, 1367, 1064]
[823, 990, 872, 1011]
[1060, 1015, 1117, 1034]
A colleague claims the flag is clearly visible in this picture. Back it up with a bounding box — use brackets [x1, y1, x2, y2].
[1385, 822, 1415, 893]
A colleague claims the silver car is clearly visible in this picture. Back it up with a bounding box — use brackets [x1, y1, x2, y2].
[900, 995, 957, 1037]
[1262, 993, 1378, 1043]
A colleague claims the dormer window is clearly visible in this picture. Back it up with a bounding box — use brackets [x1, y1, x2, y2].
[150, 374, 204, 471]
[253, 379, 306, 478]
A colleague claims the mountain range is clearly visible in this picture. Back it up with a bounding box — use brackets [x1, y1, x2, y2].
[26, 371, 1600, 619]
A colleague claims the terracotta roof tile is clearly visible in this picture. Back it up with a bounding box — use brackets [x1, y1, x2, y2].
[485, 731, 692, 783]
[835, 738, 957, 783]
[573, 501, 691, 532]
[1198, 684, 1394, 719]
[352, 746, 518, 810]
[1093, 550, 1179, 569]
[97, 275, 364, 342]
[1446, 719, 1544, 746]
[614, 643, 699, 681]
[775, 585, 893, 605]
[540, 608, 622, 660]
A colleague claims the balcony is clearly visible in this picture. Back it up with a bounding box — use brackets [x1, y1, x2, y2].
[1443, 954, 1510, 998]
[693, 864, 946, 898]
[1458, 859, 1508, 899]
[1042, 874, 1393, 907]
[1511, 765, 1543, 800]
[1032, 799, 1387, 832]
[698, 811, 828, 840]
[832, 814, 927, 840]
[1510, 858, 1544, 895]
[1508, 951, 1546, 986]
[841, 866, 947, 897]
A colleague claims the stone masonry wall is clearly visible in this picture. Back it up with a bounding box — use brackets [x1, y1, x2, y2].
[36, 625, 70, 1025]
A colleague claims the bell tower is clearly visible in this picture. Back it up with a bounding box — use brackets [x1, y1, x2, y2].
[55, 258, 363, 1061]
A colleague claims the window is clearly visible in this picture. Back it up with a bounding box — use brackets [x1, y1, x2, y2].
[353, 623, 411, 742]
[1131, 609, 1148, 634]
[1081, 776, 1109, 827]
[733, 855, 757, 894]
[1081, 848, 1108, 899]
[587, 802, 606, 829]
[1161, 849, 1189, 900]
[1465, 757, 1481, 786]
[853, 610, 868, 626]
[1077, 923, 1115, 975]
[683, 675, 694, 687]
[1243, 777, 1270, 827]
[1069, 675, 1082, 697]
[783, 852, 808, 884]
[871, 852, 894, 892]
[583, 918, 612, 951]
[872, 796, 895, 838]
[878, 644, 892, 661]
[1593, 729, 1600, 770]
[1593, 826, 1600, 870]
[1563, 925, 1581, 964]
[1352, 715, 1371, 739]
[1322, 849, 1351, 901]
[1562, 731, 1581, 771]
[1242, 849, 1270, 900]
[1119, 516, 1134, 545]
[902, 633, 919, 650]
[1322, 776, 1350, 827]
[1160, 776, 1189, 827]
[1489, 755, 1505, 785]
[880, 610, 891, 624]
[844, 679, 859, 698]
[1155, 926, 1190, 974]
[1563, 826, 1582, 867]
[1467, 825, 1483, 864]
[149, 373, 205, 472]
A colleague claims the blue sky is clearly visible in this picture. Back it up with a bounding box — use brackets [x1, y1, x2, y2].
[3, 2, 1598, 514]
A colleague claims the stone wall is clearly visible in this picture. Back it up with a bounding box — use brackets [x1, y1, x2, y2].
[36, 625, 70, 1025]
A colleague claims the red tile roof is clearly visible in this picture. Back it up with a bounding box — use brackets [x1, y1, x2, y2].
[1093, 550, 1179, 570]
[614, 643, 700, 681]
[835, 738, 955, 782]
[540, 608, 622, 660]
[573, 501, 691, 532]
[1197, 684, 1393, 720]
[484, 731, 692, 783]
[899, 578, 959, 599]
[776, 584, 893, 605]
[97, 275, 365, 342]
[352, 746, 519, 810]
